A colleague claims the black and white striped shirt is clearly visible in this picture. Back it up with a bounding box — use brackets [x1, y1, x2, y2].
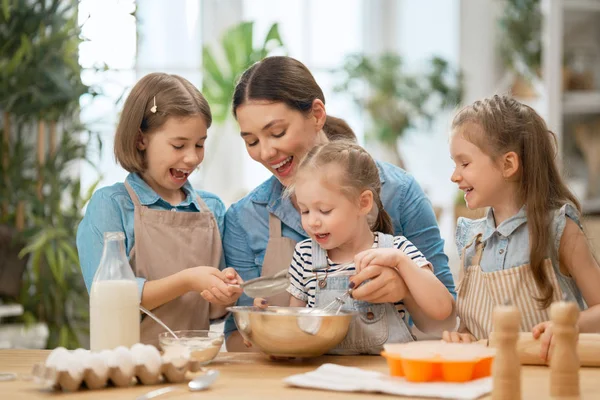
[287, 232, 431, 307]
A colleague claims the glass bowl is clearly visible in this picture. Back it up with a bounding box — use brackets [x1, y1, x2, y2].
[158, 330, 224, 365]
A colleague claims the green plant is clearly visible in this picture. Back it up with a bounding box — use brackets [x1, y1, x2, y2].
[0, 0, 99, 349]
[498, 0, 541, 79]
[15, 131, 100, 348]
[334, 53, 463, 168]
[201, 21, 285, 124]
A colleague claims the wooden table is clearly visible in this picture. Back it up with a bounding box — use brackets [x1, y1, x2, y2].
[1, 350, 600, 399]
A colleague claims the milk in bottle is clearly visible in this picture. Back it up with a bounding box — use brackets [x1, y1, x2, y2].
[90, 232, 140, 351]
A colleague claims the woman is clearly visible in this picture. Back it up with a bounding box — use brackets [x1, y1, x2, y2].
[215, 56, 456, 351]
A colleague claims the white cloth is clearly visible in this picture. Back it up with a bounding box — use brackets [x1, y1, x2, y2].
[283, 364, 492, 400]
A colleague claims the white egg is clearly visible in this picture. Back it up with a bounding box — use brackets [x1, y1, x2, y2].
[130, 343, 147, 358]
[45, 347, 69, 368]
[67, 359, 84, 382]
[112, 346, 135, 377]
[72, 348, 90, 358]
[83, 352, 108, 377]
[133, 345, 162, 376]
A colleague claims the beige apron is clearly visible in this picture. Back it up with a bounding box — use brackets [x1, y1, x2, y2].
[456, 234, 563, 340]
[125, 182, 223, 346]
[260, 213, 297, 306]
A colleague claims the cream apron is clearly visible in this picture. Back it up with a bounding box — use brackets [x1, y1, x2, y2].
[260, 213, 297, 306]
[456, 234, 563, 340]
[125, 182, 223, 346]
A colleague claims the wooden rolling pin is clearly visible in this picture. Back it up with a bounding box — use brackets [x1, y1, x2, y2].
[485, 332, 600, 367]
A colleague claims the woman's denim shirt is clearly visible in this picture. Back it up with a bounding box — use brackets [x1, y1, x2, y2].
[456, 204, 585, 309]
[76, 173, 226, 300]
[223, 160, 455, 337]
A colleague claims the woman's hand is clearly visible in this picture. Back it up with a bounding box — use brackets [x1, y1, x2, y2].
[442, 330, 477, 343]
[350, 264, 408, 303]
[532, 321, 556, 363]
[186, 267, 243, 305]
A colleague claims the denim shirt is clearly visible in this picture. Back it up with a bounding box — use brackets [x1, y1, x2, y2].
[456, 204, 585, 309]
[76, 173, 226, 300]
[223, 160, 455, 337]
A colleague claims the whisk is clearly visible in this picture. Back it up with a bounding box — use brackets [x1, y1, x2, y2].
[314, 288, 353, 314]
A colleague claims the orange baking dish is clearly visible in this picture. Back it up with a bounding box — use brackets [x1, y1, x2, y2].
[381, 341, 495, 383]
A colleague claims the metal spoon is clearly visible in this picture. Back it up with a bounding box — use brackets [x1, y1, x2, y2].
[229, 269, 290, 298]
[136, 370, 220, 399]
[139, 305, 179, 339]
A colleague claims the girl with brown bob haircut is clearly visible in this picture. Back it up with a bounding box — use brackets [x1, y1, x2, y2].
[446, 94, 600, 362]
[77, 73, 243, 346]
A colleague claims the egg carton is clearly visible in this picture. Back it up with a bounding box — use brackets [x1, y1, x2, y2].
[31, 344, 204, 392]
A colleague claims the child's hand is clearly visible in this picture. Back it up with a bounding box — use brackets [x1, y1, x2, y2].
[442, 330, 477, 343]
[186, 267, 243, 305]
[354, 248, 404, 272]
[532, 321, 555, 363]
[253, 297, 268, 309]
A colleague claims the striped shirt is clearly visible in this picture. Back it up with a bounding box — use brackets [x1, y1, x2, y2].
[287, 232, 431, 307]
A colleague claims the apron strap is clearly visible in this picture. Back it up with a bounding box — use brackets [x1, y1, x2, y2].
[461, 233, 484, 270]
[457, 233, 484, 298]
[268, 213, 283, 238]
[194, 194, 210, 213]
[311, 240, 328, 271]
[378, 233, 395, 249]
[124, 181, 143, 207]
[123, 181, 141, 265]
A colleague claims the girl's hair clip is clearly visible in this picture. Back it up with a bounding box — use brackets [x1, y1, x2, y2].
[150, 96, 157, 113]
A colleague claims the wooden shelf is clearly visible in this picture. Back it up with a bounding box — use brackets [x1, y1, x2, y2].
[563, 0, 600, 12]
[563, 91, 600, 114]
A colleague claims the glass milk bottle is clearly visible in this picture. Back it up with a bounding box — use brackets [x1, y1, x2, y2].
[90, 232, 140, 351]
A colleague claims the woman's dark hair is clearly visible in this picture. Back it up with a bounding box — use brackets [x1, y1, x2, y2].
[232, 56, 356, 141]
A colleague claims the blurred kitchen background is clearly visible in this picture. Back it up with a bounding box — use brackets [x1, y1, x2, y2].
[2, 0, 600, 349]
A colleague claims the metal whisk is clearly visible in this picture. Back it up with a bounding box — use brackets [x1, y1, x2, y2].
[315, 288, 353, 314]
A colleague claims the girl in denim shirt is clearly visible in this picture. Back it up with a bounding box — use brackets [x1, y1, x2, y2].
[218, 56, 456, 351]
[445, 95, 600, 361]
[76, 73, 242, 345]
[285, 141, 454, 355]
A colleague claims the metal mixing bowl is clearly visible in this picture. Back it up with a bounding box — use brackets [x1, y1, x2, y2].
[227, 306, 356, 358]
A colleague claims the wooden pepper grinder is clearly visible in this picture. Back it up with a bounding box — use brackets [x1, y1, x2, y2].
[492, 304, 521, 400]
[550, 301, 580, 399]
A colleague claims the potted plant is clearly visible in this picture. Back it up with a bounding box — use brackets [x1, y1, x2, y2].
[498, 0, 542, 97]
[202, 21, 285, 124]
[333, 53, 463, 169]
[197, 21, 285, 200]
[0, 0, 99, 348]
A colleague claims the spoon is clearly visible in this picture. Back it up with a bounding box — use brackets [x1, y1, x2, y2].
[139, 305, 179, 339]
[136, 370, 220, 399]
[229, 269, 290, 298]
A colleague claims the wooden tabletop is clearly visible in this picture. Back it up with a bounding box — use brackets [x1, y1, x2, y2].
[1, 350, 600, 399]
